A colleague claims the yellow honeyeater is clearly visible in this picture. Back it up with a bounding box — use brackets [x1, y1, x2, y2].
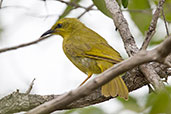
[41, 18, 129, 99]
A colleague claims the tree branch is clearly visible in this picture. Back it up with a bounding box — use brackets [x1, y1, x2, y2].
[0, 54, 170, 114]
[104, 0, 166, 91]
[105, 0, 139, 56]
[141, 0, 166, 50]
[25, 35, 171, 114]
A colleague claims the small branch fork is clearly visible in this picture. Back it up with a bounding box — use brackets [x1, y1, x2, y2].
[141, 0, 166, 50]
[77, 4, 94, 19]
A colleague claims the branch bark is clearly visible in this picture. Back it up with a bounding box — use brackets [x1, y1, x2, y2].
[142, 0, 166, 50]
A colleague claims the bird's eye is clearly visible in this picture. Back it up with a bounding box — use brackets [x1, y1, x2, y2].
[56, 23, 62, 28]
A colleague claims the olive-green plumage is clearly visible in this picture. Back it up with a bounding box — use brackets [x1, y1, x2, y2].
[41, 18, 129, 99]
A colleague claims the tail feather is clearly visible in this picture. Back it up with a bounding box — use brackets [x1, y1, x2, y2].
[97, 61, 128, 99]
[101, 77, 128, 99]
[119, 77, 129, 99]
[101, 82, 110, 96]
[110, 79, 118, 97]
[116, 77, 126, 98]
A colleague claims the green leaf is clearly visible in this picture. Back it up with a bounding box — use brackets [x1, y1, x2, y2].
[128, 0, 152, 35]
[92, 0, 112, 18]
[163, 0, 171, 22]
[118, 96, 143, 112]
[58, 0, 81, 20]
[146, 86, 171, 114]
[122, 0, 129, 8]
[116, 0, 122, 6]
[153, 0, 171, 22]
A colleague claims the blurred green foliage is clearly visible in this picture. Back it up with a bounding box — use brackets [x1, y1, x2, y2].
[122, 0, 129, 8]
[153, 0, 171, 22]
[163, 0, 171, 22]
[128, 0, 152, 35]
[117, 96, 144, 113]
[146, 86, 171, 114]
[92, 0, 129, 18]
[118, 86, 171, 114]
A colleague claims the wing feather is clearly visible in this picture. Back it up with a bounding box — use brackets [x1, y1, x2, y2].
[63, 32, 123, 64]
[84, 42, 123, 64]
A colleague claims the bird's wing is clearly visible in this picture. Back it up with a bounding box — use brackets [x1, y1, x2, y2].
[84, 42, 123, 64]
[63, 33, 123, 64]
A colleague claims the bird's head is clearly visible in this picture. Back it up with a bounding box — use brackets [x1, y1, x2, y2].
[41, 18, 84, 38]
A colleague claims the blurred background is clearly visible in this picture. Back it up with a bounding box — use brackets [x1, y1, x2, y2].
[0, 0, 171, 114]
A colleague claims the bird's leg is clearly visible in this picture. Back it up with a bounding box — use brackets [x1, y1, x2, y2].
[79, 73, 92, 86]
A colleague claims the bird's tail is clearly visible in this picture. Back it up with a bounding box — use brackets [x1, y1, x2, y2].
[101, 76, 129, 99]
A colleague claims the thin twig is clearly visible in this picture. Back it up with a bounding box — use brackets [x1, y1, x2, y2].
[141, 31, 156, 50]
[0, 35, 52, 54]
[26, 78, 36, 94]
[77, 4, 94, 19]
[161, 8, 169, 36]
[141, 0, 166, 50]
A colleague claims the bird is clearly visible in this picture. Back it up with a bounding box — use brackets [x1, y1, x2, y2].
[41, 18, 129, 99]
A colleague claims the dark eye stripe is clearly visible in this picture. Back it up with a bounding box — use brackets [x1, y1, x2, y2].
[57, 23, 62, 28]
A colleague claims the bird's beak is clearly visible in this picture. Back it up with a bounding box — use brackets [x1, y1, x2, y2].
[41, 29, 54, 37]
